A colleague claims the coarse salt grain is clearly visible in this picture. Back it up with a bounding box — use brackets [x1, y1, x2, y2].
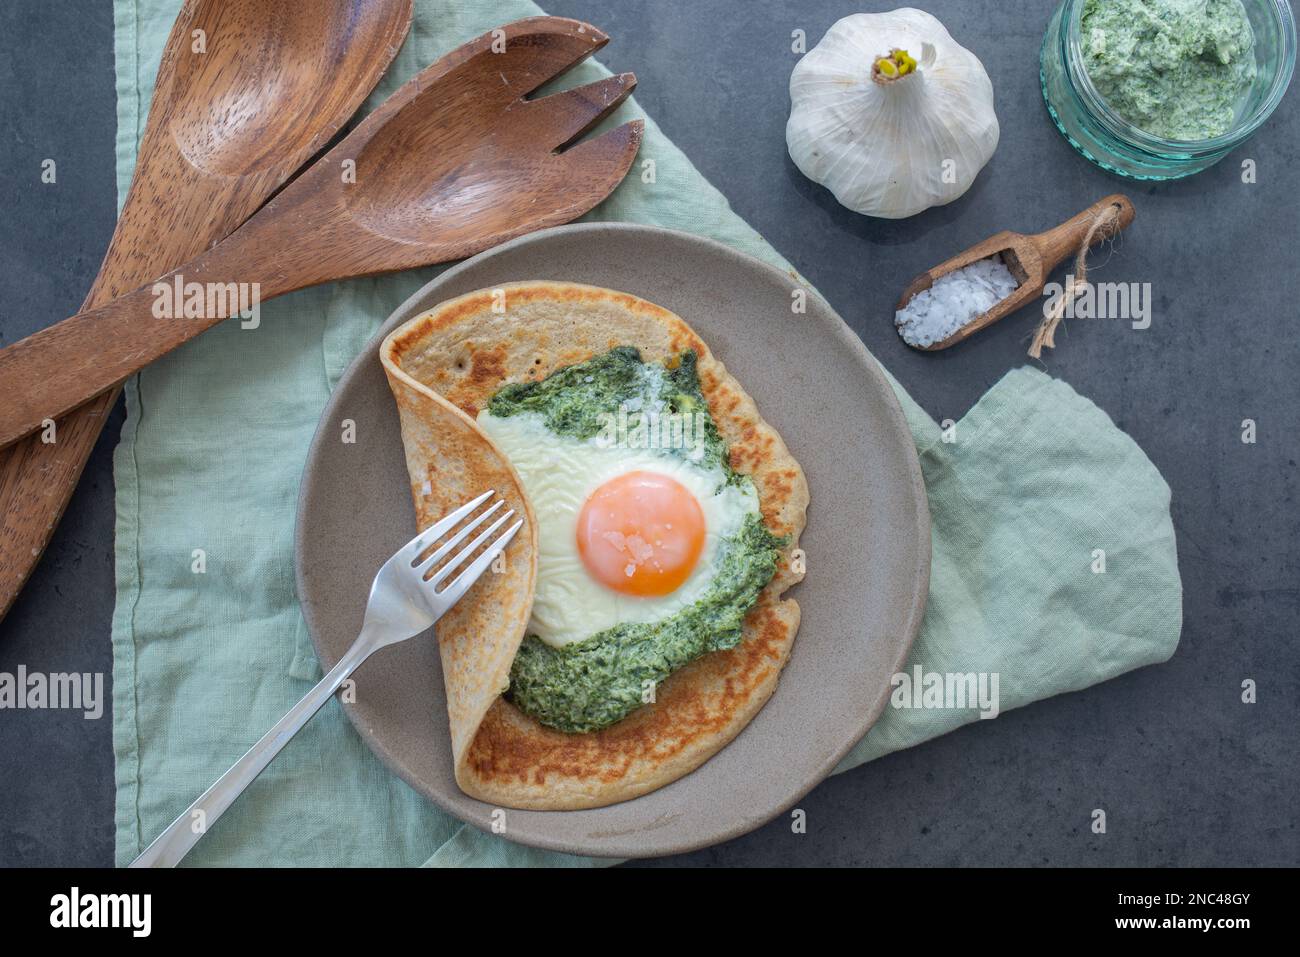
[895, 256, 1019, 348]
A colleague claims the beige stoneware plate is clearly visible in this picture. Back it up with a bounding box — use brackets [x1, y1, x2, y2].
[294, 223, 930, 858]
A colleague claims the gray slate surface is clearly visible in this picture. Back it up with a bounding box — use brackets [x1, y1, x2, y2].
[1, 0, 1296, 867]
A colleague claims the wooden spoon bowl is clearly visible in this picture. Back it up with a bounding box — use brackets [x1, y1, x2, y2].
[166, 0, 413, 175]
[0, 0, 415, 619]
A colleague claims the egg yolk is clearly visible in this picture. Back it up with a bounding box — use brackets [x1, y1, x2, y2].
[576, 470, 706, 597]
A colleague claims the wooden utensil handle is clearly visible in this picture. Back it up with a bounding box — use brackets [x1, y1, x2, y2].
[0, 238, 290, 449]
[0, 0, 417, 621]
[1031, 194, 1135, 275]
[0, 390, 119, 604]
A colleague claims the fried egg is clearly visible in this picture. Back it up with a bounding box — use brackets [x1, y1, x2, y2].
[476, 409, 758, 648]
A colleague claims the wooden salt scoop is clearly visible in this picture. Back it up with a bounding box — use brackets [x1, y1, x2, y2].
[0, 17, 642, 451]
[896, 194, 1136, 352]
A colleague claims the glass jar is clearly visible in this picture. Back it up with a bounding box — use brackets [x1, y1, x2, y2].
[1041, 0, 1296, 179]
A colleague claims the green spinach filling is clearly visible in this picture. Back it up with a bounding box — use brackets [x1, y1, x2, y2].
[510, 513, 780, 733]
[489, 345, 731, 474]
[490, 347, 783, 734]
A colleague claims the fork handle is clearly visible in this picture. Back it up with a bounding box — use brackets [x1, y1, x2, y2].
[129, 637, 374, 868]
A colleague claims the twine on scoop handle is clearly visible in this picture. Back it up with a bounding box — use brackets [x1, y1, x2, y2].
[1028, 202, 1126, 359]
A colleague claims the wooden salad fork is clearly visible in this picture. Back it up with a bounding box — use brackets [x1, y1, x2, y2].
[130, 490, 523, 868]
[0, 15, 641, 591]
[0, 17, 639, 446]
[0, 0, 416, 617]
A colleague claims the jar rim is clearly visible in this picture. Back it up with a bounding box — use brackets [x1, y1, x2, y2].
[1062, 0, 1297, 152]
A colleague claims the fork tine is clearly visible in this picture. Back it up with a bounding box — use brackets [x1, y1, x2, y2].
[437, 518, 524, 607]
[520, 73, 637, 151]
[429, 510, 514, 588]
[414, 499, 505, 571]
[402, 489, 494, 562]
[556, 118, 644, 174]
[458, 19, 610, 110]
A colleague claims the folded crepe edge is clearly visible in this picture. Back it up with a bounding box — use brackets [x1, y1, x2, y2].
[379, 324, 540, 796]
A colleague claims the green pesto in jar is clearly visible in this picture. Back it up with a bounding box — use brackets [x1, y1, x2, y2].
[1080, 0, 1256, 140]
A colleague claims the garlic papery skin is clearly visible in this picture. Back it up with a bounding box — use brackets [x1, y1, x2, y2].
[787, 8, 1000, 219]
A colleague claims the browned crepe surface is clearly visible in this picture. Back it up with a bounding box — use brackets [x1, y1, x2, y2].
[380, 281, 808, 809]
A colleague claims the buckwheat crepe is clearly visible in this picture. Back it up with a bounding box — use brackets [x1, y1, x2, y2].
[379, 281, 808, 810]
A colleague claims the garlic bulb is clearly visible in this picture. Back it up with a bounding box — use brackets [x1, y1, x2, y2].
[787, 9, 999, 219]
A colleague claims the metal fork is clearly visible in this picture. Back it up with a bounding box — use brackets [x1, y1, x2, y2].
[129, 490, 522, 868]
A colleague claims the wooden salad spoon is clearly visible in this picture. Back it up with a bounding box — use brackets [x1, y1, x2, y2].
[0, 18, 642, 453]
[896, 194, 1136, 351]
[0, 0, 415, 617]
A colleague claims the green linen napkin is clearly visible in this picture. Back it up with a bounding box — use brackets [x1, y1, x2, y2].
[111, 0, 1182, 867]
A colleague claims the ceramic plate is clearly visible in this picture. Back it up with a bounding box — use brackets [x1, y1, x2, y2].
[294, 223, 930, 858]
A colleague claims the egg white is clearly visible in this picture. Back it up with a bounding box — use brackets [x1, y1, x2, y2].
[477, 409, 759, 649]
